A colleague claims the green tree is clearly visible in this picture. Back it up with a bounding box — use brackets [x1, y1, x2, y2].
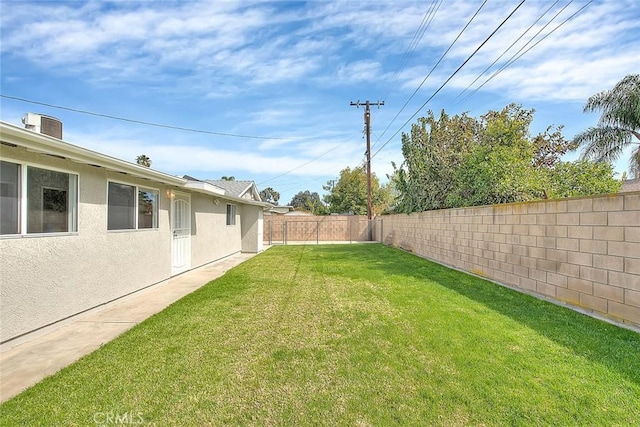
[259, 187, 280, 205]
[136, 154, 151, 167]
[447, 104, 546, 207]
[393, 104, 620, 213]
[574, 74, 640, 178]
[532, 125, 578, 168]
[546, 161, 621, 198]
[394, 110, 479, 212]
[221, 176, 235, 181]
[289, 190, 327, 214]
[324, 167, 391, 215]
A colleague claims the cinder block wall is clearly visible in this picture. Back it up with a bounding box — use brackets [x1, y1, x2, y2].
[264, 215, 370, 242]
[376, 192, 640, 329]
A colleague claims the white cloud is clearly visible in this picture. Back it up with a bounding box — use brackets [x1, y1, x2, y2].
[335, 60, 383, 84]
[378, 1, 640, 104]
[2, 0, 639, 198]
[4, 0, 636, 101]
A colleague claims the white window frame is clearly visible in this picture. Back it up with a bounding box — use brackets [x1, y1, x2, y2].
[107, 180, 160, 231]
[226, 203, 236, 226]
[0, 160, 22, 235]
[0, 160, 79, 237]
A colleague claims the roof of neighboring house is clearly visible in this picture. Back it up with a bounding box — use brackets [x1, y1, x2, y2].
[264, 205, 294, 215]
[205, 180, 262, 201]
[284, 210, 314, 216]
[622, 178, 640, 192]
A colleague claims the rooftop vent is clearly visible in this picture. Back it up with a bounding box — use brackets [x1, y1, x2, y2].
[22, 113, 63, 139]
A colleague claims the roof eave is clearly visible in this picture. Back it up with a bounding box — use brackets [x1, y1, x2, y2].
[0, 121, 187, 186]
[183, 180, 269, 207]
[184, 180, 226, 195]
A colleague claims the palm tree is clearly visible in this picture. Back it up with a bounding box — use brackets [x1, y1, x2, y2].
[574, 74, 640, 178]
[136, 154, 152, 167]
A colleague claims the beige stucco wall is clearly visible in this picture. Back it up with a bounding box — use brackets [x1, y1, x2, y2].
[0, 145, 255, 343]
[190, 196, 242, 268]
[240, 205, 263, 253]
[376, 193, 640, 329]
[0, 146, 173, 342]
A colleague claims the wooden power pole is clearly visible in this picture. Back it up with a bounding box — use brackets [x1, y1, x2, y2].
[350, 100, 384, 222]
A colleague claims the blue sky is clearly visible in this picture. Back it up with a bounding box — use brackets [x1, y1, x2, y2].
[1, 0, 638, 204]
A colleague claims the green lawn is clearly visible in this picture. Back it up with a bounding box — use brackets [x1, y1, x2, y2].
[2, 244, 639, 426]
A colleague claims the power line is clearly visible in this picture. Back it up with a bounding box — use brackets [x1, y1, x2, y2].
[270, 175, 335, 195]
[0, 94, 329, 141]
[454, 0, 562, 102]
[379, 0, 442, 102]
[5, 92, 367, 192]
[457, 0, 591, 105]
[257, 135, 359, 186]
[371, 0, 487, 152]
[371, 0, 527, 161]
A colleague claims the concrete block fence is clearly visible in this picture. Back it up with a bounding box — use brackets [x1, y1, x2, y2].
[375, 192, 640, 329]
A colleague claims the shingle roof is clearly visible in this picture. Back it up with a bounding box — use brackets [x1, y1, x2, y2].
[622, 178, 640, 192]
[205, 180, 255, 198]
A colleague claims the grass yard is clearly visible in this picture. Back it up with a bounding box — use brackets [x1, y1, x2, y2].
[1, 244, 639, 426]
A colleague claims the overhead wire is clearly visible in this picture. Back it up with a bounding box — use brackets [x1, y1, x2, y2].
[454, 0, 562, 102]
[3, 92, 362, 193]
[273, 175, 336, 196]
[4, 2, 586, 199]
[370, 0, 527, 161]
[256, 137, 354, 186]
[370, 0, 487, 153]
[457, 0, 591, 105]
[0, 94, 342, 141]
[379, 0, 442, 102]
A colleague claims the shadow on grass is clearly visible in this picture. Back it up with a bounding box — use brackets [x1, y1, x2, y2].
[303, 243, 640, 387]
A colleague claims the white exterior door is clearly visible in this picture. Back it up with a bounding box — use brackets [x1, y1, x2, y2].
[171, 192, 191, 275]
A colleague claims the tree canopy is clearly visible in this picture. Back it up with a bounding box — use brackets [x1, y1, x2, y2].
[574, 74, 640, 178]
[259, 187, 280, 205]
[394, 104, 620, 213]
[392, 110, 478, 212]
[323, 167, 392, 215]
[136, 154, 151, 167]
[289, 190, 327, 215]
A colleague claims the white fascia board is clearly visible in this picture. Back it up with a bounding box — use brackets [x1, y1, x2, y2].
[251, 184, 262, 202]
[241, 182, 262, 202]
[239, 182, 253, 198]
[0, 121, 186, 186]
[184, 184, 270, 207]
[224, 194, 271, 208]
[184, 180, 226, 195]
[182, 178, 269, 207]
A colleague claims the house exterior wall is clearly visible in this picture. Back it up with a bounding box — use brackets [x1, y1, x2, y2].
[0, 144, 258, 343]
[375, 193, 640, 329]
[190, 195, 242, 267]
[0, 146, 173, 342]
[240, 205, 263, 253]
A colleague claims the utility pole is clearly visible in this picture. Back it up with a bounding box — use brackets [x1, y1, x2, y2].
[350, 100, 384, 222]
